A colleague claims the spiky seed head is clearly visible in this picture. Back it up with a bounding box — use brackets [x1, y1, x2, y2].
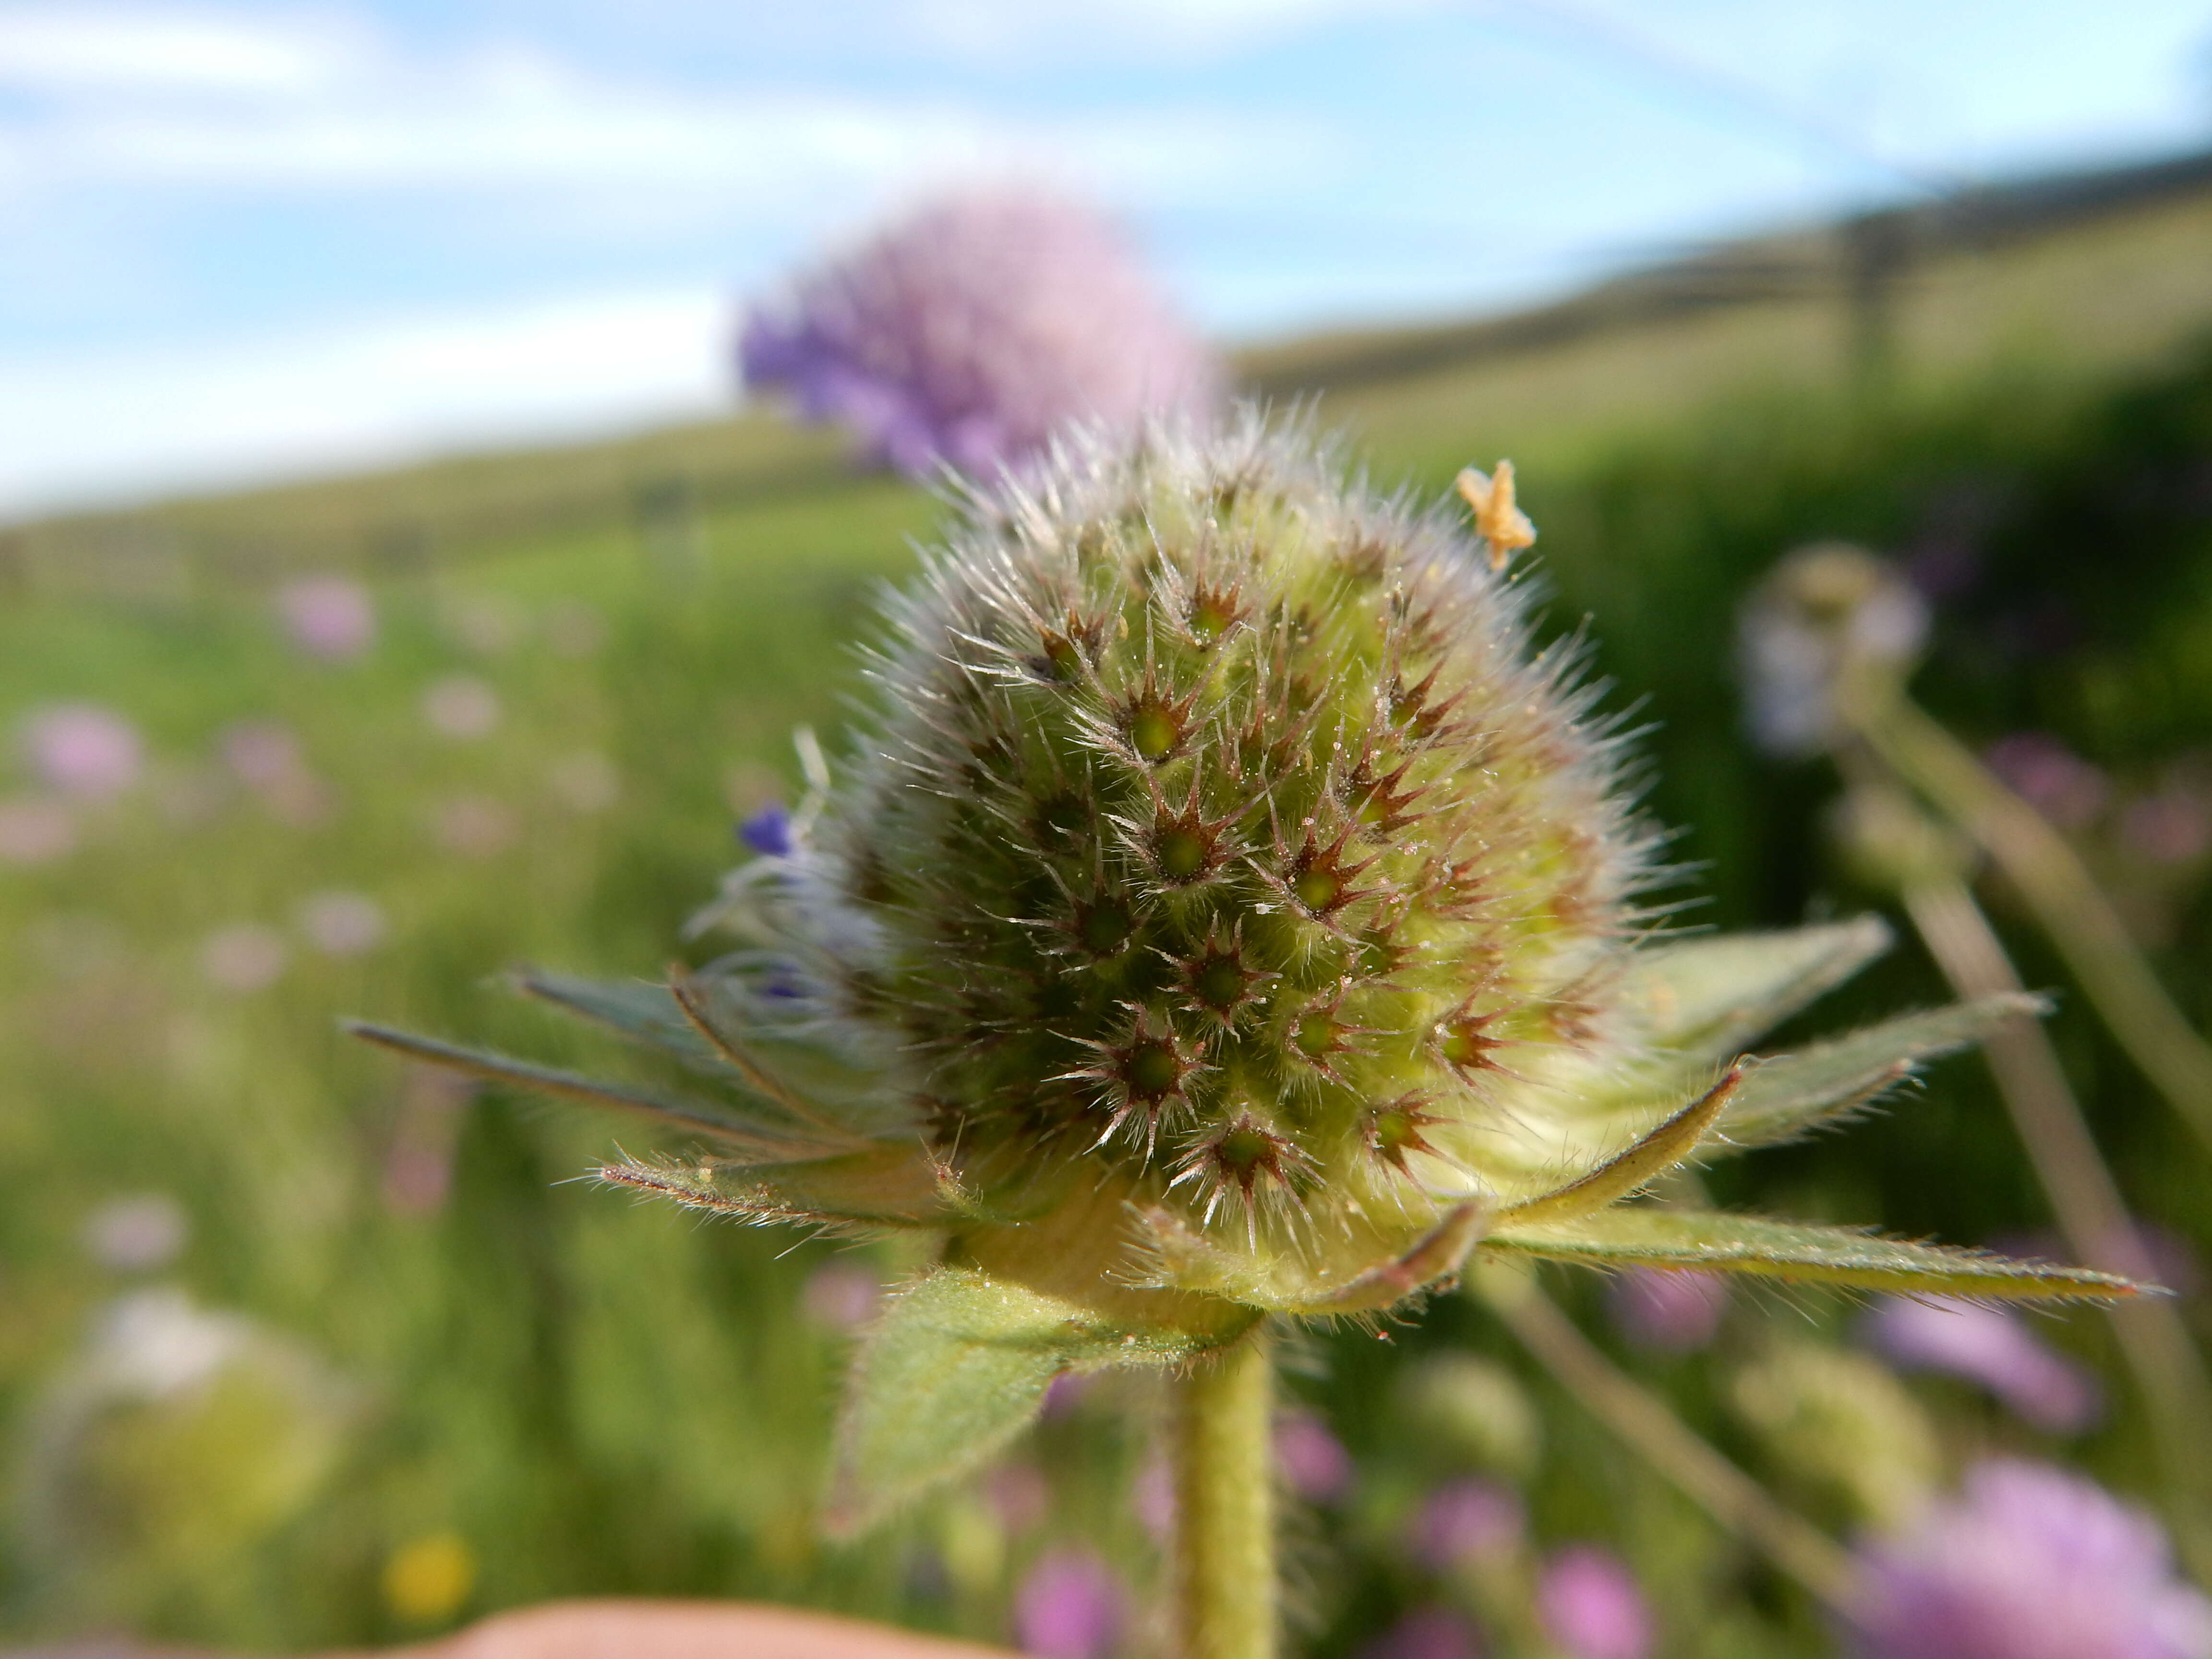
[741, 411, 1658, 1301]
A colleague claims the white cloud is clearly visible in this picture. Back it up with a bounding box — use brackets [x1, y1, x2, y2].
[0, 289, 734, 515]
[0, 5, 362, 95]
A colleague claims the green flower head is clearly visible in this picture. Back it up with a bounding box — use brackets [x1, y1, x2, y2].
[357, 412, 2135, 1528]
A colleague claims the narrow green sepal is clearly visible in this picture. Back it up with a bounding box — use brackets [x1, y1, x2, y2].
[512, 968, 725, 1069]
[1497, 1067, 1741, 1226]
[343, 1021, 834, 1159]
[827, 1265, 1255, 1534]
[1718, 994, 2047, 1149]
[1625, 917, 1892, 1056]
[600, 1142, 952, 1230]
[1132, 1202, 1487, 1314]
[1483, 1207, 2145, 1300]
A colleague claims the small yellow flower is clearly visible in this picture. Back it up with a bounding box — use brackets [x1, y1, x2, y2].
[1455, 460, 1537, 570]
[383, 1530, 477, 1625]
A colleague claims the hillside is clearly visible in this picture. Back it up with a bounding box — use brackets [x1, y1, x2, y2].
[7, 144, 2212, 596]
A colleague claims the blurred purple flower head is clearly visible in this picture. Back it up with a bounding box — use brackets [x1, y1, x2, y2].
[2122, 783, 2212, 866]
[277, 576, 375, 662]
[1607, 1266, 1729, 1353]
[200, 923, 289, 992]
[0, 796, 75, 865]
[83, 1193, 189, 1273]
[1850, 1459, 2212, 1659]
[1013, 1547, 1123, 1659]
[799, 1261, 882, 1332]
[740, 801, 794, 856]
[1865, 1295, 2100, 1434]
[1538, 1546, 1652, 1659]
[740, 187, 1223, 480]
[1409, 1478, 1525, 1575]
[1132, 1454, 1175, 1542]
[985, 1461, 1052, 1534]
[421, 676, 500, 739]
[1359, 1607, 1485, 1659]
[299, 891, 388, 958]
[21, 703, 143, 800]
[1275, 1407, 1353, 1504]
[1040, 1370, 1094, 1420]
[1984, 733, 2109, 831]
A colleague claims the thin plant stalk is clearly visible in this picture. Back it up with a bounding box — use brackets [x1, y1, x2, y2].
[1899, 874, 2212, 1580]
[1473, 1266, 1857, 1613]
[1175, 1325, 1277, 1659]
[1859, 695, 2212, 1158]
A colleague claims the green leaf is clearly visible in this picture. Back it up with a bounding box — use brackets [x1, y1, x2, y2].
[1718, 994, 2046, 1149]
[1484, 1207, 2141, 1299]
[828, 1266, 1252, 1533]
[344, 1022, 835, 1160]
[1496, 1067, 1741, 1227]
[1625, 918, 1892, 1056]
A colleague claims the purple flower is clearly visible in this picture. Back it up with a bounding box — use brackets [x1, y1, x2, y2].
[1850, 1460, 2212, 1659]
[1040, 1370, 1094, 1420]
[740, 802, 794, 856]
[985, 1462, 1051, 1534]
[2121, 784, 2212, 866]
[1275, 1407, 1353, 1503]
[0, 795, 75, 864]
[277, 575, 375, 661]
[1607, 1266, 1729, 1353]
[21, 703, 142, 799]
[740, 187, 1222, 480]
[1865, 1295, 2100, 1433]
[1538, 1546, 1652, 1659]
[1984, 733, 2109, 831]
[1359, 1607, 1485, 1659]
[1409, 1479, 1525, 1574]
[799, 1262, 881, 1332]
[1013, 1548, 1123, 1659]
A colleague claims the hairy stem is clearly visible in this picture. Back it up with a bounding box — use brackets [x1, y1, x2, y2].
[1900, 875, 2212, 1581]
[1175, 1324, 1277, 1659]
[1475, 1267, 1857, 1613]
[1861, 695, 2212, 1157]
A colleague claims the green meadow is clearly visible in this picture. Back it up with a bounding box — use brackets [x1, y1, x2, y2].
[5, 183, 2212, 1654]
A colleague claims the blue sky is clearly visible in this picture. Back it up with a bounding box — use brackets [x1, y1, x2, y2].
[1, 0, 2209, 514]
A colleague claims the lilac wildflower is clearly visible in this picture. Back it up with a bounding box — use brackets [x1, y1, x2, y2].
[1850, 1459, 2212, 1659]
[740, 187, 1222, 479]
[83, 1195, 188, 1273]
[0, 796, 75, 865]
[1013, 1547, 1123, 1659]
[277, 576, 375, 662]
[1538, 1546, 1652, 1659]
[1132, 1454, 1174, 1543]
[2121, 783, 2212, 866]
[1409, 1479, 1525, 1575]
[1984, 734, 2109, 831]
[298, 892, 388, 958]
[1275, 1407, 1353, 1503]
[800, 1262, 882, 1333]
[200, 924, 289, 992]
[421, 676, 500, 739]
[21, 704, 142, 800]
[1359, 1607, 1484, 1659]
[740, 801, 794, 857]
[1866, 1295, 2100, 1434]
[1607, 1266, 1730, 1353]
[1040, 1370, 1094, 1420]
